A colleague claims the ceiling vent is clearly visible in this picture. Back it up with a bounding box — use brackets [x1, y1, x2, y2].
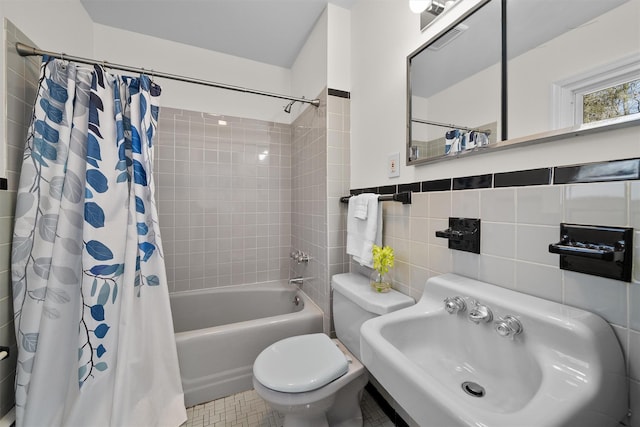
[427, 23, 469, 51]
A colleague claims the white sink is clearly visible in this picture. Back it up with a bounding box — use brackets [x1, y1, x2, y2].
[360, 273, 628, 427]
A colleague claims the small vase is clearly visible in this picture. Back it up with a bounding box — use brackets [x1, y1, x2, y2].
[370, 271, 392, 293]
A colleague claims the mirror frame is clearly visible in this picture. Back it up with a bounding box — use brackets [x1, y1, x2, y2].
[406, 0, 640, 166]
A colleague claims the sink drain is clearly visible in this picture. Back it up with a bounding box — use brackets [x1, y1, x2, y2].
[461, 381, 485, 398]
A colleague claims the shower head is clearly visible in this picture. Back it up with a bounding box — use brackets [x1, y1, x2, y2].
[284, 100, 296, 114]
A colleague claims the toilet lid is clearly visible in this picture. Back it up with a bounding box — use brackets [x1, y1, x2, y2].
[253, 333, 349, 393]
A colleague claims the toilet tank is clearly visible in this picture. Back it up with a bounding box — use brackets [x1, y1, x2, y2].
[332, 273, 414, 359]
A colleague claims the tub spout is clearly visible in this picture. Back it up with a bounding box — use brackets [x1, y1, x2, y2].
[289, 277, 304, 285]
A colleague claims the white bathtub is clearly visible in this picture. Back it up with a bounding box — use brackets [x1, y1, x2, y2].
[170, 281, 323, 407]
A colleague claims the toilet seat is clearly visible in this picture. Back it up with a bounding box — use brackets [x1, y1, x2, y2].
[253, 333, 349, 393]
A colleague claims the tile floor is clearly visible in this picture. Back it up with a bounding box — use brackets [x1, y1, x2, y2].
[181, 388, 394, 427]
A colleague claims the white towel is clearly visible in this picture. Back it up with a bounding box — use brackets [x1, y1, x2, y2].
[346, 194, 382, 268]
[353, 195, 369, 220]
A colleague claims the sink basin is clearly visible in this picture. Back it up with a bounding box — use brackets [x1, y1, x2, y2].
[360, 273, 627, 427]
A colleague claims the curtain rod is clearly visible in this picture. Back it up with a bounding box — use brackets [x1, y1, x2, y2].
[411, 118, 491, 135]
[15, 42, 320, 108]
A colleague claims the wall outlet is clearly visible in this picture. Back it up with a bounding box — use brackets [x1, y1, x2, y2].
[388, 152, 400, 178]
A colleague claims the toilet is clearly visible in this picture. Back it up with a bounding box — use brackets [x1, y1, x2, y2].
[252, 272, 414, 427]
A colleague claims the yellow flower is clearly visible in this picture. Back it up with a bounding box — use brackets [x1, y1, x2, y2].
[372, 244, 394, 276]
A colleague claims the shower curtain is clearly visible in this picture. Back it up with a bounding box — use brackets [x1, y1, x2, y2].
[11, 58, 187, 426]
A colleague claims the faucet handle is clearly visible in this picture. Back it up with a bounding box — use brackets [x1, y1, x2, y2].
[495, 315, 523, 339]
[444, 296, 466, 315]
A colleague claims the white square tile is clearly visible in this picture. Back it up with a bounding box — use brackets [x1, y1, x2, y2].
[409, 265, 430, 300]
[452, 190, 480, 218]
[635, 232, 640, 283]
[478, 255, 516, 290]
[428, 244, 453, 274]
[516, 224, 558, 266]
[429, 192, 451, 219]
[481, 223, 515, 258]
[410, 241, 429, 269]
[516, 186, 563, 225]
[564, 182, 628, 227]
[630, 330, 640, 382]
[631, 282, 640, 331]
[409, 217, 429, 243]
[410, 193, 429, 218]
[563, 271, 628, 327]
[452, 250, 479, 279]
[480, 188, 516, 223]
[632, 182, 640, 229]
[515, 261, 562, 303]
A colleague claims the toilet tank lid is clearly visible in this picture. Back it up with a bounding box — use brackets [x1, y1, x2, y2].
[331, 273, 415, 315]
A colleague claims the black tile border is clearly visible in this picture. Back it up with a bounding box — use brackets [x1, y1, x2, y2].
[398, 182, 420, 193]
[365, 382, 410, 427]
[553, 158, 640, 185]
[0, 178, 7, 191]
[347, 157, 639, 198]
[378, 185, 397, 195]
[421, 178, 451, 192]
[453, 174, 492, 190]
[494, 168, 551, 188]
[328, 88, 351, 99]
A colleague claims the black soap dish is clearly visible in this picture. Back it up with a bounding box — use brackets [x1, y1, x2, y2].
[549, 223, 633, 282]
[436, 218, 481, 254]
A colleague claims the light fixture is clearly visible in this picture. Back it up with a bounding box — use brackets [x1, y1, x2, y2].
[409, 0, 432, 14]
[416, 0, 448, 31]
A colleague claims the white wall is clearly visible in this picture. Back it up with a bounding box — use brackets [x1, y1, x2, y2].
[327, 4, 351, 92]
[291, 6, 328, 114]
[93, 24, 296, 124]
[0, 0, 94, 177]
[350, 0, 640, 188]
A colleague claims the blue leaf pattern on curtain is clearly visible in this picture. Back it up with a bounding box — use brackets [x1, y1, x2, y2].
[12, 58, 186, 427]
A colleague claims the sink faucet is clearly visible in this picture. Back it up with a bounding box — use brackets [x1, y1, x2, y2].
[468, 300, 493, 324]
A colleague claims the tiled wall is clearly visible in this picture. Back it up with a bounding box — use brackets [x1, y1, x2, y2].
[326, 93, 351, 327]
[362, 168, 640, 427]
[4, 20, 39, 191]
[290, 91, 350, 332]
[0, 192, 16, 417]
[0, 20, 39, 419]
[154, 108, 293, 292]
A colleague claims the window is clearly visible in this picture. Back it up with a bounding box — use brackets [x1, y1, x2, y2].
[553, 54, 640, 128]
[581, 78, 640, 123]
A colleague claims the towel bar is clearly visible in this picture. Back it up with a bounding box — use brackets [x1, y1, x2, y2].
[339, 191, 412, 204]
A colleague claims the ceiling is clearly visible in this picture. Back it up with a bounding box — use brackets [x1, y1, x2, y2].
[80, 0, 356, 68]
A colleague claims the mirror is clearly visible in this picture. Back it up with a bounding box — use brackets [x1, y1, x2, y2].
[507, 0, 640, 139]
[408, 0, 502, 163]
[407, 0, 640, 165]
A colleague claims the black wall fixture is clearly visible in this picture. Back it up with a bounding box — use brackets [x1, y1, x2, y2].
[436, 218, 481, 254]
[549, 223, 634, 282]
